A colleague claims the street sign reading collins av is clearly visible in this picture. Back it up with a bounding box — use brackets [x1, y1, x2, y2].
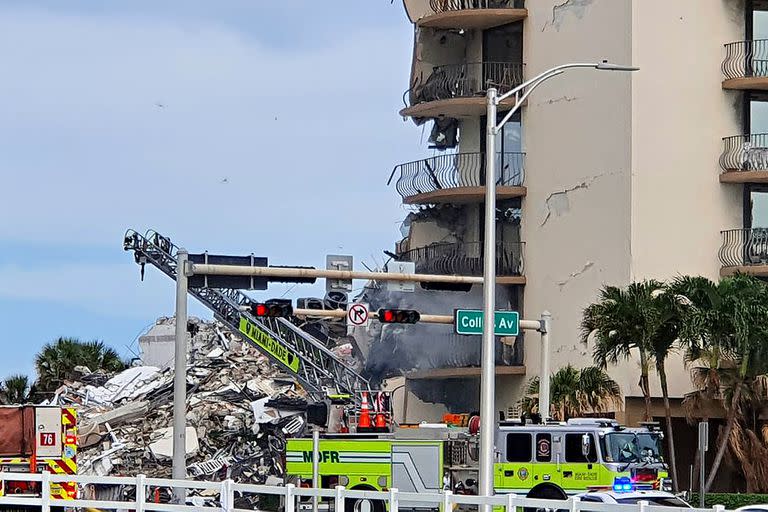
[454, 309, 520, 336]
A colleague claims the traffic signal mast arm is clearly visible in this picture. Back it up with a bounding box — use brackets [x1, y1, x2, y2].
[190, 262, 484, 285]
[291, 307, 542, 329]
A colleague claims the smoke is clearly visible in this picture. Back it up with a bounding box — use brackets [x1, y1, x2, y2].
[359, 283, 523, 387]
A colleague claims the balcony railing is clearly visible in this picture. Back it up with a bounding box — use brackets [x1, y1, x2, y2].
[719, 228, 768, 267]
[722, 40, 768, 80]
[398, 241, 524, 276]
[408, 61, 524, 107]
[388, 152, 524, 200]
[429, 0, 525, 13]
[720, 133, 768, 171]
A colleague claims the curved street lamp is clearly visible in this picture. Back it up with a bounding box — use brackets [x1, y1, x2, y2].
[477, 60, 639, 506]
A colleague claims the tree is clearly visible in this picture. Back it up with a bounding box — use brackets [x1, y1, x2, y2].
[0, 375, 31, 404]
[673, 274, 768, 492]
[580, 280, 682, 491]
[34, 337, 126, 394]
[523, 365, 622, 420]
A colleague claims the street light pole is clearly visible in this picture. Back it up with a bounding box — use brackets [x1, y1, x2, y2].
[478, 87, 499, 505]
[477, 61, 638, 505]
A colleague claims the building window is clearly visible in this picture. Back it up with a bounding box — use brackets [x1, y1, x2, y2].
[747, 186, 768, 228]
[564, 433, 597, 463]
[505, 433, 532, 462]
[749, 1, 768, 41]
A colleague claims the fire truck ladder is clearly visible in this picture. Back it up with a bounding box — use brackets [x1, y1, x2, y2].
[123, 229, 371, 400]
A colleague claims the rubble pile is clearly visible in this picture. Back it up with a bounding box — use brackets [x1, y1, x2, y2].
[51, 317, 308, 489]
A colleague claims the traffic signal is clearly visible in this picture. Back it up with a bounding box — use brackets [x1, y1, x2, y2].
[250, 299, 293, 318]
[377, 308, 420, 324]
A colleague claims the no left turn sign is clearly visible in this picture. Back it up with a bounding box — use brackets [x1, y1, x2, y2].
[347, 303, 370, 327]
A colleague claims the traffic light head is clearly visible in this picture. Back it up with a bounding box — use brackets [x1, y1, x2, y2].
[377, 308, 420, 324]
[250, 299, 293, 318]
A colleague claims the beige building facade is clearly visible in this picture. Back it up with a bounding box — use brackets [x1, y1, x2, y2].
[383, 0, 767, 451]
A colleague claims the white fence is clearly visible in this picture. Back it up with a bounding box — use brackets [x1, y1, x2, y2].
[0, 472, 728, 512]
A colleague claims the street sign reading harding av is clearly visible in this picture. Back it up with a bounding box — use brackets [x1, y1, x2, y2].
[454, 309, 520, 336]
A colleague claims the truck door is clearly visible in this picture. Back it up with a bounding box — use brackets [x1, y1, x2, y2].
[495, 432, 532, 493]
[391, 442, 442, 508]
[532, 432, 561, 488]
[560, 432, 599, 492]
[35, 407, 62, 459]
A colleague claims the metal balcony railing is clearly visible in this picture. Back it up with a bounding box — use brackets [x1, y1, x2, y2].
[719, 228, 768, 267]
[387, 152, 524, 200]
[398, 241, 524, 276]
[722, 40, 768, 80]
[429, 0, 525, 13]
[720, 133, 768, 171]
[408, 62, 524, 107]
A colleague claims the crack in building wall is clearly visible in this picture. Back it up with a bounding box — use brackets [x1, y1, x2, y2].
[556, 261, 594, 290]
[540, 172, 607, 226]
[542, 0, 595, 32]
[539, 95, 578, 106]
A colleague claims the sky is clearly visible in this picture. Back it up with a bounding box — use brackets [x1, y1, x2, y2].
[0, 1, 429, 377]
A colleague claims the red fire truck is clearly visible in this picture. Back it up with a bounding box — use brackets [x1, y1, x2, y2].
[0, 406, 78, 500]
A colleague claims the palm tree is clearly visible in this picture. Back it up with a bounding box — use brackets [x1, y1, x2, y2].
[581, 280, 683, 491]
[523, 365, 622, 420]
[35, 337, 126, 394]
[673, 274, 768, 492]
[580, 281, 667, 420]
[1, 375, 31, 404]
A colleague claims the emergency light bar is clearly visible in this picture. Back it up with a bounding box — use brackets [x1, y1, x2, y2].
[587, 478, 654, 494]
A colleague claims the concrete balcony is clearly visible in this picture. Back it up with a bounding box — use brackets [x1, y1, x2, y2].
[388, 151, 526, 205]
[397, 241, 525, 285]
[719, 228, 768, 276]
[401, 61, 523, 119]
[722, 40, 768, 90]
[720, 133, 768, 183]
[418, 0, 527, 30]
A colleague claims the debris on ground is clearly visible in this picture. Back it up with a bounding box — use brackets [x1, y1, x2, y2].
[49, 317, 309, 501]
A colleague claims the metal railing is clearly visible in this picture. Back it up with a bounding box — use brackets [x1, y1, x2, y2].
[722, 39, 768, 80]
[0, 471, 730, 512]
[388, 152, 524, 199]
[720, 228, 768, 267]
[720, 133, 768, 171]
[408, 62, 524, 107]
[398, 241, 524, 276]
[429, 0, 525, 12]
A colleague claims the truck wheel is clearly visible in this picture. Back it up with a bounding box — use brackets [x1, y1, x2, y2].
[345, 497, 385, 512]
[524, 484, 567, 512]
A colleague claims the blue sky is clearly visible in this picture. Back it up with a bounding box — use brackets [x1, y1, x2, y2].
[0, 2, 427, 377]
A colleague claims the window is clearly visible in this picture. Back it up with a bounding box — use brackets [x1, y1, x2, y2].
[505, 433, 532, 462]
[616, 497, 690, 508]
[748, 186, 768, 228]
[577, 496, 604, 503]
[564, 433, 597, 463]
[535, 433, 552, 462]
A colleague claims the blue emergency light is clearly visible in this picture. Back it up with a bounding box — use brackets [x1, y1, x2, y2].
[613, 477, 633, 493]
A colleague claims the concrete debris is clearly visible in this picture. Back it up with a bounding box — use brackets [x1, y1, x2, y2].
[149, 426, 199, 458]
[51, 316, 309, 507]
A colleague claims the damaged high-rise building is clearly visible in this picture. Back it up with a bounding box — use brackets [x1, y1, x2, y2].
[367, 0, 759, 483]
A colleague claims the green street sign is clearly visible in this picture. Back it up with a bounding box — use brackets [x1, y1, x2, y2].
[454, 309, 520, 336]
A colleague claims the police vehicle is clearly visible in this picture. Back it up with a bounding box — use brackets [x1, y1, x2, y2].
[575, 479, 690, 508]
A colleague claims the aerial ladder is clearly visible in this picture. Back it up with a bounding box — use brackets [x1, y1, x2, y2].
[123, 229, 371, 403]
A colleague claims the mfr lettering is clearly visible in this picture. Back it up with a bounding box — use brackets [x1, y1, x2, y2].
[303, 451, 340, 463]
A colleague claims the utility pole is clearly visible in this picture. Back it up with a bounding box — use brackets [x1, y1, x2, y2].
[172, 249, 189, 503]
